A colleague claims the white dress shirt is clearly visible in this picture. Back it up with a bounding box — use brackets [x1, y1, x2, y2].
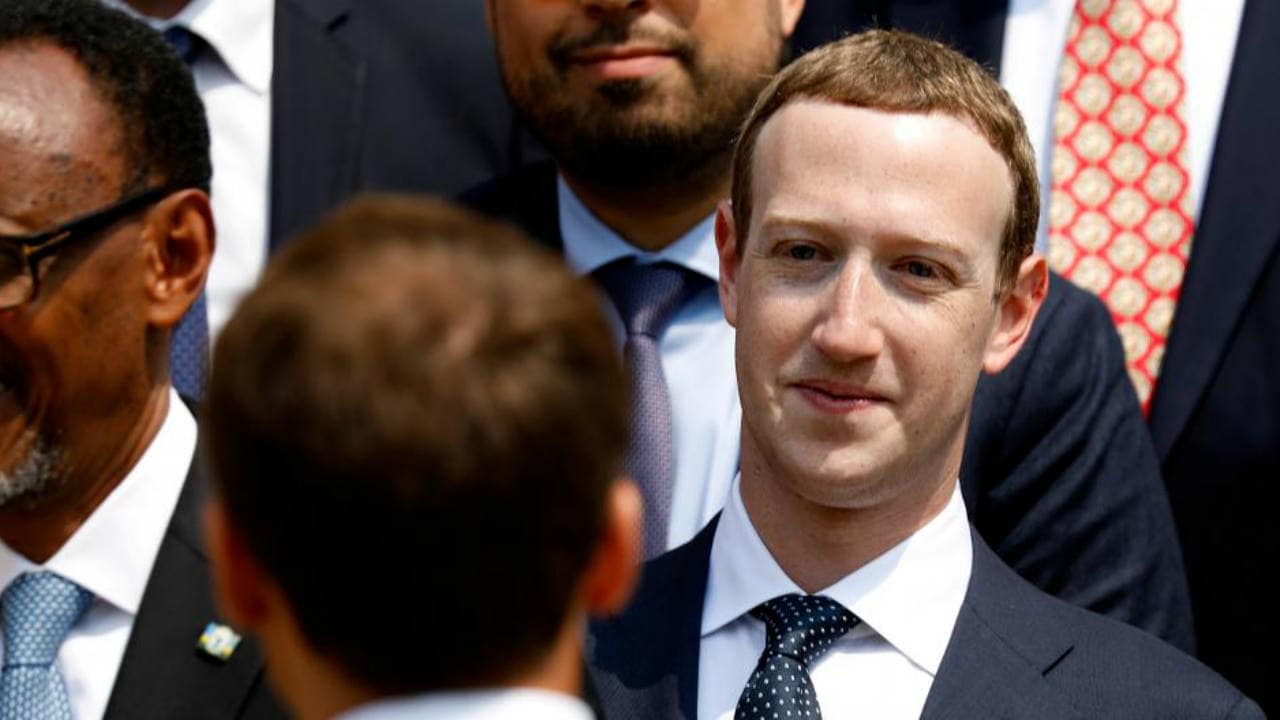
[559, 180, 741, 551]
[0, 390, 196, 720]
[698, 478, 973, 720]
[1000, 0, 1245, 252]
[335, 688, 595, 720]
[107, 0, 275, 337]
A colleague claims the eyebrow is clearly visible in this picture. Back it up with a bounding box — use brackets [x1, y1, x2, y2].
[759, 213, 980, 276]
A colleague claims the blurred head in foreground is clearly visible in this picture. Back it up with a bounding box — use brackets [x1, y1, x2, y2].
[203, 195, 641, 719]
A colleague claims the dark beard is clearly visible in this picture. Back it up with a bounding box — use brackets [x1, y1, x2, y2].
[504, 33, 781, 191]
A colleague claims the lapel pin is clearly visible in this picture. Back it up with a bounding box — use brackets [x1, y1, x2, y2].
[196, 621, 242, 662]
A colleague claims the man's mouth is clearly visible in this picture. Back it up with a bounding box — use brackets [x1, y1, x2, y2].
[566, 44, 680, 80]
[791, 379, 888, 414]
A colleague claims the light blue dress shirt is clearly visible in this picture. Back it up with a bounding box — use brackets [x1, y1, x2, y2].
[558, 178, 740, 550]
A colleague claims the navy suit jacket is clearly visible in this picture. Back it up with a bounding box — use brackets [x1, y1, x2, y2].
[101, 457, 286, 719]
[462, 163, 1194, 651]
[269, 0, 539, 250]
[795, 1, 1280, 709]
[590, 517, 1260, 720]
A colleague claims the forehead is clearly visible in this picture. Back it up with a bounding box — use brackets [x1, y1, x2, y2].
[0, 41, 124, 229]
[749, 101, 1012, 257]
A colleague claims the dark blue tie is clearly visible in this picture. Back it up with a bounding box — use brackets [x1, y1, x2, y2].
[735, 594, 859, 720]
[162, 26, 210, 400]
[594, 259, 708, 558]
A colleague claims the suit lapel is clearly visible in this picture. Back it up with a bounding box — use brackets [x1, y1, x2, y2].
[460, 160, 565, 252]
[1148, 0, 1280, 459]
[587, 517, 716, 720]
[103, 461, 271, 720]
[923, 534, 1084, 720]
[269, 0, 363, 250]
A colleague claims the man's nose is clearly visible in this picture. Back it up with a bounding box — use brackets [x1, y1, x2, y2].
[579, 0, 651, 20]
[810, 262, 886, 363]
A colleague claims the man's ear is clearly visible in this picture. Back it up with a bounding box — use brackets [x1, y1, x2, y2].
[983, 254, 1049, 374]
[204, 498, 271, 631]
[581, 478, 643, 618]
[778, 0, 806, 37]
[715, 200, 742, 328]
[143, 188, 215, 330]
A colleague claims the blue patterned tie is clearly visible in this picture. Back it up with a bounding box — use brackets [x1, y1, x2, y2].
[735, 594, 859, 720]
[163, 25, 210, 401]
[0, 572, 93, 720]
[594, 259, 708, 558]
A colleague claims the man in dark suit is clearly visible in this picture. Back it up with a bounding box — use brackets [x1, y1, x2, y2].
[589, 30, 1260, 719]
[202, 196, 640, 720]
[0, 2, 283, 717]
[795, 1, 1279, 709]
[467, 0, 1193, 650]
[114, 0, 537, 386]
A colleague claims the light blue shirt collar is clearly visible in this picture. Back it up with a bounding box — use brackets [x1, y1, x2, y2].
[557, 175, 721, 281]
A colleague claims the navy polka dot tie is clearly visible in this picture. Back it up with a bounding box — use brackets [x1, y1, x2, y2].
[0, 572, 93, 720]
[594, 258, 708, 558]
[734, 594, 859, 720]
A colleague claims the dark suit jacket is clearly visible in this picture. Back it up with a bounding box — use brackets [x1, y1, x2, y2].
[795, 1, 1280, 709]
[269, 0, 540, 250]
[590, 518, 1261, 720]
[101, 458, 286, 719]
[462, 162, 1194, 651]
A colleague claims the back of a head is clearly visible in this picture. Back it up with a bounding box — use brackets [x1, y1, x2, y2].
[205, 196, 627, 694]
[0, 0, 210, 195]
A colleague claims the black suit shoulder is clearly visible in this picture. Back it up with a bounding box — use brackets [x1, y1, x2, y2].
[935, 539, 1260, 719]
[270, 0, 539, 246]
[104, 456, 287, 720]
[458, 160, 563, 251]
[588, 519, 716, 720]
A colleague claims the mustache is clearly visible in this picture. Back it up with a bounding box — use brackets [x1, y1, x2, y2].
[548, 22, 697, 68]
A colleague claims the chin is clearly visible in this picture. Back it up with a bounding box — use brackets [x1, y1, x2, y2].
[767, 435, 912, 510]
[0, 422, 63, 508]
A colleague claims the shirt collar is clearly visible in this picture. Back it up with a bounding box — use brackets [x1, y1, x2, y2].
[0, 389, 196, 615]
[703, 476, 972, 675]
[557, 175, 721, 282]
[335, 688, 595, 720]
[106, 0, 275, 95]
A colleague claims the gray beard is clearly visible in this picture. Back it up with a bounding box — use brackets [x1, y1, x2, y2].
[0, 433, 63, 508]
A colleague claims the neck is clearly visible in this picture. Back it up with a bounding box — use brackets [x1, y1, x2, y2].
[738, 442, 961, 593]
[561, 154, 730, 252]
[123, 0, 191, 19]
[0, 385, 170, 562]
[282, 605, 587, 720]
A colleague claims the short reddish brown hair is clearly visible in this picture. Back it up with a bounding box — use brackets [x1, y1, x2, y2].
[731, 29, 1038, 294]
[206, 195, 627, 694]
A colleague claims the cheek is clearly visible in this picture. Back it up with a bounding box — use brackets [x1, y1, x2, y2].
[890, 300, 994, 402]
[738, 290, 812, 366]
[492, 13, 549, 66]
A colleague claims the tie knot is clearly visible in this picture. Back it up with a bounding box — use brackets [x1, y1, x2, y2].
[163, 26, 205, 65]
[594, 259, 706, 338]
[1, 572, 92, 668]
[750, 594, 858, 666]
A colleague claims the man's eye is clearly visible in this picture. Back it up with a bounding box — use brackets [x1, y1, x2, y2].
[786, 245, 818, 260]
[903, 260, 937, 278]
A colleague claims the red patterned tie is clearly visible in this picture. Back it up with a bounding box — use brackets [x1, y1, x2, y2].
[1047, 0, 1193, 412]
